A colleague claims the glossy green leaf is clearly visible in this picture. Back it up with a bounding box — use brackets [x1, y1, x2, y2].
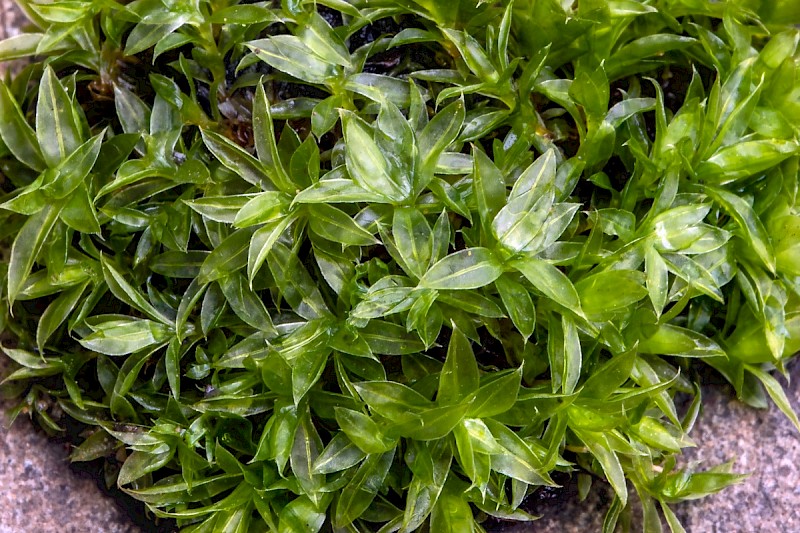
[511, 256, 582, 313]
[248, 36, 337, 84]
[697, 140, 798, 184]
[247, 214, 297, 283]
[309, 204, 378, 246]
[290, 410, 325, 505]
[253, 83, 293, 192]
[420, 248, 503, 290]
[548, 314, 582, 395]
[430, 480, 475, 533]
[36, 280, 89, 353]
[438, 326, 480, 405]
[703, 185, 776, 273]
[417, 99, 465, 189]
[8, 203, 62, 305]
[638, 323, 726, 358]
[342, 112, 410, 203]
[101, 255, 172, 325]
[334, 449, 395, 527]
[313, 433, 367, 474]
[472, 147, 507, 233]
[79, 317, 171, 356]
[219, 273, 275, 333]
[580, 349, 636, 400]
[201, 130, 271, 189]
[467, 368, 521, 418]
[393, 207, 433, 279]
[574, 429, 627, 506]
[575, 270, 647, 317]
[0, 79, 45, 171]
[485, 419, 554, 486]
[334, 408, 395, 454]
[37, 66, 82, 168]
[354, 381, 433, 420]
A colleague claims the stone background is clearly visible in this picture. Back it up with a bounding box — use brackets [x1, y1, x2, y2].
[1, 3, 799, 531]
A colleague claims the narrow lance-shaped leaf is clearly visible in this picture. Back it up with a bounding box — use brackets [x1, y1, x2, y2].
[201, 129, 272, 190]
[36, 280, 89, 353]
[290, 410, 325, 507]
[37, 66, 83, 168]
[278, 495, 325, 533]
[393, 207, 433, 279]
[402, 440, 452, 531]
[548, 314, 582, 394]
[297, 11, 352, 68]
[308, 204, 378, 246]
[334, 408, 395, 454]
[79, 317, 172, 356]
[511, 256, 583, 314]
[248, 35, 337, 85]
[430, 479, 476, 533]
[8, 203, 62, 306]
[703, 184, 775, 273]
[101, 256, 172, 325]
[468, 368, 522, 418]
[0, 79, 45, 171]
[291, 347, 330, 405]
[645, 247, 669, 316]
[247, 214, 297, 284]
[746, 365, 800, 433]
[198, 227, 255, 285]
[484, 419, 555, 486]
[61, 183, 101, 234]
[342, 112, 410, 203]
[312, 433, 367, 475]
[253, 83, 293, 192]
[420, 248, 503, 290]
[39, 132, 104, 199]
[219, 273, 275, 334]
[574, 429, 628, 507]
[472, 148, 506, 234]
[697, 140, 798, 184]
[438, 325, 480, 405]
[334, 449, 396, 528]
[416, 99, 465, 191]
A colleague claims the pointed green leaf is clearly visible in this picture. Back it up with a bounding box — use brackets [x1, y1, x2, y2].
[0, 79, 45, 171]
[309, 204, 378, 246]
[37, 66, 82, 168]
[438, 326, 480, 405]
[512, 256, 582, 313]
[8, 202, 62, 306]
[421, 248, 503, 290]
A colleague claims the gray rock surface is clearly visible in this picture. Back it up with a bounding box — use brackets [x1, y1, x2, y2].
[672, 365, 800, 533]
[0, 401, 140, 533]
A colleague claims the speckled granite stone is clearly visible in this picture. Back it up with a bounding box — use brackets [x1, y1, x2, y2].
[0, 403, 141, 533]
[672, 363, 800, 532]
